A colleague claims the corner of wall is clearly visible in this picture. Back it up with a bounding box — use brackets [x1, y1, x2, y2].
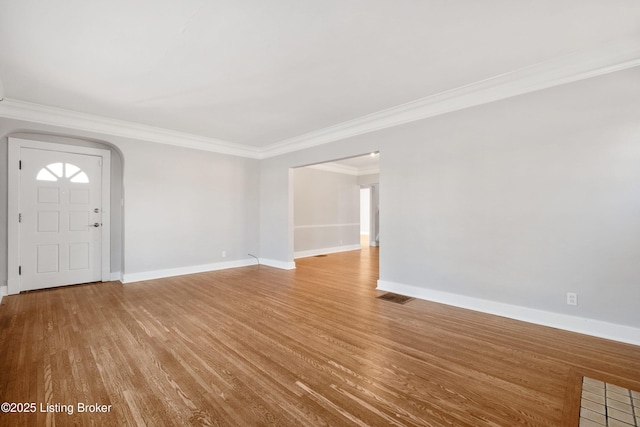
[260, 259, 297, 270]
[0, 284, 7, 303]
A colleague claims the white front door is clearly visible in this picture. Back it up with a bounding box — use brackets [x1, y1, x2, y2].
[19, 148, 104, 291]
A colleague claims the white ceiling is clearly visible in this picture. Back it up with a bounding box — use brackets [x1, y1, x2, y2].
[1, 1, 640, 154]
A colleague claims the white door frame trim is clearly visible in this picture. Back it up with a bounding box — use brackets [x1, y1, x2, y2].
[7, 137, 111, 295]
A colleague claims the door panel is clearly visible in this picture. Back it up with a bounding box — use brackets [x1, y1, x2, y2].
[37, 244, 59, 273]
[20, 148, 103, 291]
[69, 243, 90, 270]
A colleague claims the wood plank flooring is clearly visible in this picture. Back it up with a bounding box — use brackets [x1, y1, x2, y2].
[1, 246, 639, 426]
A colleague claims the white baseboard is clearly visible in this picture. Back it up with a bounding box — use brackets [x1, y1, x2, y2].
[0, 285, 7, 303]
[260, 259, 297, 270]
[294, 244, 361, 259]
[377, 280, 640, 347]
[122, 258, 258, 283]
[109, 272, 122, 282]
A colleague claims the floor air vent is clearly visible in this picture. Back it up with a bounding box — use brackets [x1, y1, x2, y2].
[377, 293, 414, 304]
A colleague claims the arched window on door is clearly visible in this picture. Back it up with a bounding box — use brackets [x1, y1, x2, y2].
[36, 162, 90, 183]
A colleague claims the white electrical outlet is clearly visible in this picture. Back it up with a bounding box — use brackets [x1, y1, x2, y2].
[222, 250, 227, 258]
[567, 292, 578, 306]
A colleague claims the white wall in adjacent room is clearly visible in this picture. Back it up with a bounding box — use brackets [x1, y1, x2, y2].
[360, 187, 370, 235]
[293, 166, 360, 257]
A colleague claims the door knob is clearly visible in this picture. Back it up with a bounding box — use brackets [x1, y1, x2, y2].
[92, 223, 100, 227]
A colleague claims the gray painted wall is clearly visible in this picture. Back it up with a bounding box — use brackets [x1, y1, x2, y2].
[259, 67, 640, 328]
[1, 66, 639, 334]
[123, 140, 259, 275]
[379, 69, 640, 328]
[0, 126, 124, 277]
[0, 118, 260, 283]
[293, 167, 359, 255]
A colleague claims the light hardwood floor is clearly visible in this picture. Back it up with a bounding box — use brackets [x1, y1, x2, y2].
[1, 246, 639, 426]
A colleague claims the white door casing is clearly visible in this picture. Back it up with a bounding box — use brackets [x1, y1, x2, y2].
[8, 138, 111, 294]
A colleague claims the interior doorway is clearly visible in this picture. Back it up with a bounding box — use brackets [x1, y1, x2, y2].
[292, 151, 379, 262]
[291, 151, 380, 290]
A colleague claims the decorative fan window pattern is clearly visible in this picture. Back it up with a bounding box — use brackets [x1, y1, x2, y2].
[37, 163, 90, 183]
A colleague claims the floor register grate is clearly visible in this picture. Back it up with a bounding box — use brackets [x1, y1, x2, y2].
[377, 293, 414, 304]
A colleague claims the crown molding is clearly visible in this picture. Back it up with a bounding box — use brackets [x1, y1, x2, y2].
[261, 37, 640, 158]
[1, 38, 639, 160]
[0, 98, 261, 158]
